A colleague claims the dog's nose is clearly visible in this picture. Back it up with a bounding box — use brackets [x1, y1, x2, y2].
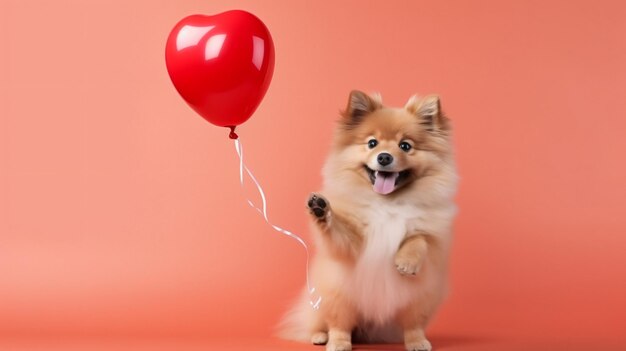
[377, 153, 393, 166]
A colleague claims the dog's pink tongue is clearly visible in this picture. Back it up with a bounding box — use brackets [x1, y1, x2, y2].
[373, 172, 399, 195]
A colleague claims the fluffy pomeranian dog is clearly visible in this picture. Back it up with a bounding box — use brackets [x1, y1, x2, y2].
[278, 91, 458, 351]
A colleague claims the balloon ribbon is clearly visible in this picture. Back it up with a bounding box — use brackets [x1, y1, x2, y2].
[234, 138, 321, 309]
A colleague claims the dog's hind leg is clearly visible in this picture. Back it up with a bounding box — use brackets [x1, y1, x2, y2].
[311, 331, 329, 345]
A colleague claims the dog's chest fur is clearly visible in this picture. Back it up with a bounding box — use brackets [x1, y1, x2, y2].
[348, 201, 425, 323]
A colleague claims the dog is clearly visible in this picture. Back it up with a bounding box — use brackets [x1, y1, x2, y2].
[278, 90, 458, 351]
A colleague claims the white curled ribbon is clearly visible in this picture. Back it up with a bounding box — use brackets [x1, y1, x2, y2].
[234, 138, 322, 309]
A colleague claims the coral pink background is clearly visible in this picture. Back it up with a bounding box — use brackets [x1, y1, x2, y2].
[1, 1, 625, 350]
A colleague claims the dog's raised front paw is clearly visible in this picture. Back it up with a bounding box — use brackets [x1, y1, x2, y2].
[307, 193, 330, 221]
[394, 255, 423, 276]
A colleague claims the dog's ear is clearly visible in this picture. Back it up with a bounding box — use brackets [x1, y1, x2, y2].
[341, 90, 382, 126]
[405, 95, 449, 132]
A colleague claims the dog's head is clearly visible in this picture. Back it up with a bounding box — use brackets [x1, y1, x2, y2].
[326, 90, 454, 197]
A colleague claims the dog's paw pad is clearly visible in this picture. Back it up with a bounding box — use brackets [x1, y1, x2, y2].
[395, 256, 422, 276]
[307, 193, 329, 220]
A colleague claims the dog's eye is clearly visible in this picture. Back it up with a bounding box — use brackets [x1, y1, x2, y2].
[399, 141, 412, 152]
[367, 139, 378, 149]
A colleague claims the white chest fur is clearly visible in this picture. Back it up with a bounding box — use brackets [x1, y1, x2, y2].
[348, 203, 424, 324]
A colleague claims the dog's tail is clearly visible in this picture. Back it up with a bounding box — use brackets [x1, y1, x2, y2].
[275, 289, 319, 343]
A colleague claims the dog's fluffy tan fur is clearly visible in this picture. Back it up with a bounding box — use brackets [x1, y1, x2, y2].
[278, 91, 458, 351]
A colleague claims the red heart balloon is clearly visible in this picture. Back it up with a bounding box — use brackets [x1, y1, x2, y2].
[165, 10, 275, 135]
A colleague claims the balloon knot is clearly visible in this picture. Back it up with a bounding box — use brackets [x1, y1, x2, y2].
[228, 126, 239, 139]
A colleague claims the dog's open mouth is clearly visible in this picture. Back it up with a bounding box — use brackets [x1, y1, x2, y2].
[365, 166, 411, 195]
